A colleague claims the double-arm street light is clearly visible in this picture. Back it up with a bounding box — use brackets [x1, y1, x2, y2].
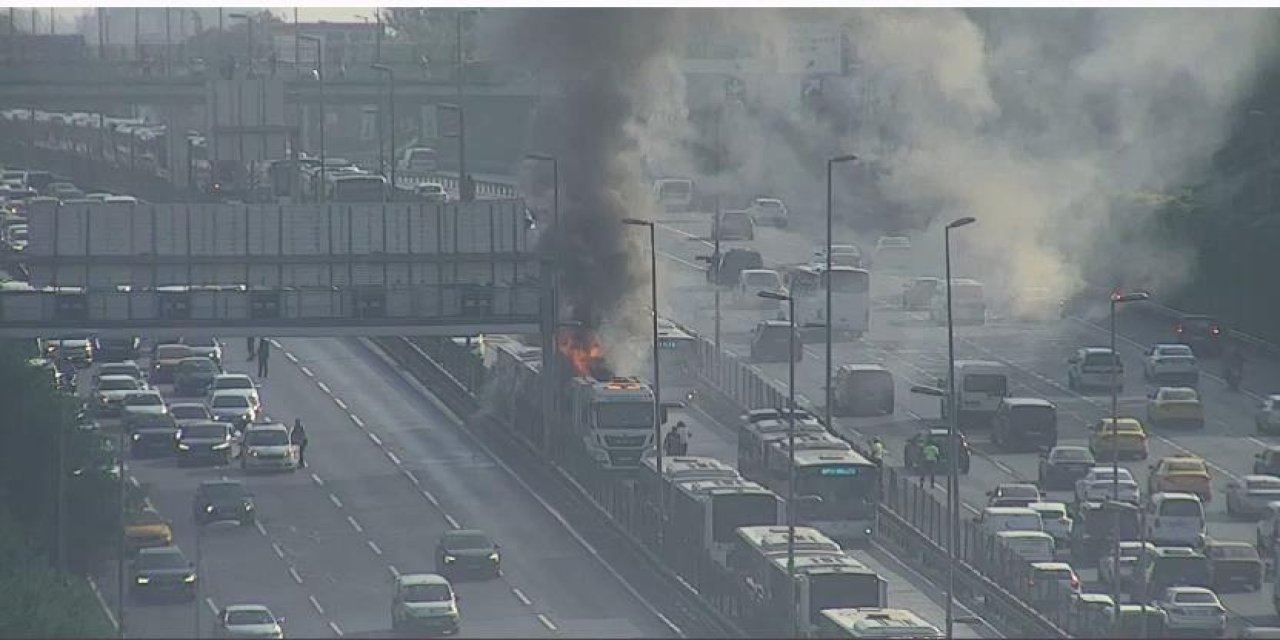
[623, 218, 665, 545]
[527, 153, 560, 454]
[941, 215, 976, 639]
[297, 34, 325, 201]
[1108, 289, 1148, 613]
[371, 63, 396, 195]
[757, 288, 800, 638]
[824, 154, 857, 434]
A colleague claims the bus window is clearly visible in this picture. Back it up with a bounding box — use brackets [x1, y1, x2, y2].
[796, 463, 879, 519]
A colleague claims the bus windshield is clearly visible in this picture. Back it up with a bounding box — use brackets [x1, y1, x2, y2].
[796, 464, 878, 518]
[809, 573, 882, 619]
[595, 402, 654, 428]
[329, 177, 387, 202]
[823, 270, 870, 294]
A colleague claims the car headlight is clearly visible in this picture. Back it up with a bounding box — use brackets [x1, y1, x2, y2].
[243, 502, 254, 511]
[98, 394, 109, 403]
[250, 450, 260, 457]
[183, 573, 196, 583]
[205, 504, 214, 513]
[131, 433, 141, 441]
[135, 576, 149, 584]
[488, 553, 500, 562]
[177, 443, 190, 451]
[444, 555, 456, 563]
[211, 442, 230, 450]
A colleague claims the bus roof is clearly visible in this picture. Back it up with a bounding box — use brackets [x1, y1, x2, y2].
[791, 448, 874, 468]
[769, 552, 871, 574]
[820, 608, 942, 639]
[736, 525, 840, 555]
[675, 477, 775, 500]
[643, 456, 738, 482]
[954, 360, 1006, 373]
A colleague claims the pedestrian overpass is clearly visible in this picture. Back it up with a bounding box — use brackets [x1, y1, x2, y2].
[0, 198, 546, 338]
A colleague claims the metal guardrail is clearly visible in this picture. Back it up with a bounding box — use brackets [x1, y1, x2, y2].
[394, 170, 519, 200]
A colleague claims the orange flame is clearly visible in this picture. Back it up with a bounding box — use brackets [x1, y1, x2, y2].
[556, 328, 604, 378]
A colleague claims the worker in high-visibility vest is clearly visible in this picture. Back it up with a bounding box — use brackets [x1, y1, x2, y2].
[921, 441, 941, 488]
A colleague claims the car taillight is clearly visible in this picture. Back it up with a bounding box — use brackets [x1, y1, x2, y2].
[1070, 575, 1079, 590]
[1175, 324, 1184, 334]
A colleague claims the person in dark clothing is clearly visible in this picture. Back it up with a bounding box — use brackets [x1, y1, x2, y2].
[247, 337, 257, 361]
[663, 427, 682, 457]
[292, 418, 309, 468]
[257, 339, 270, 378]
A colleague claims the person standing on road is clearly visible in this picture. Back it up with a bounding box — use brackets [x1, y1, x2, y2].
[292, 418, 309, 468]
[870, 437, 887, 466]
[921, 440, 941, 488]
[257, 339, 271, 378]
[247, 337, 257, 361]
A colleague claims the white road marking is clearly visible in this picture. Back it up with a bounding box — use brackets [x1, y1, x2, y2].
[386, 450, 402, 466]
[328, 621, 343, 636]
[333, 397, 348, 411]
[308, 594, 325, 615]
[288, 567, 303, 584]
[271, 542, 285, 559]
[538, 614, 558, 631]
[311, 473, 324, 487]
[347, 515, 364, 533]
[1250, 436, 1272, 449]
[388, 564, 400, 578]
[317, 381, 332, 395]
[512, 587, 533, 606]
[300, 366, 314, 378]
[445, 514, 461, 529]
[285, 352, 299, 364]
[254, 520, 267, 537]
[403, 468, 420, 486]
[129, 475, 140, 488]
[367, 540, 383, 555]
[206, 597, 219, 615]
[350, 414, 365, 428]
[328, 493, 343, 509]
[86, 577, 118, 631]
[422, 489, 440, 506]
[368, 432, 383, 446]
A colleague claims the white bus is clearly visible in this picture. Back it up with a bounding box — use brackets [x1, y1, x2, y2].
[816, 608, 943, 639]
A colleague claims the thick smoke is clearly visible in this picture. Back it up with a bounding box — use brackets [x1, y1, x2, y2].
[489, 9, 684, 375]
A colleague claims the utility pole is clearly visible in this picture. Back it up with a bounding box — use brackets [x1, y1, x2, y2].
[455, 10, 468, 198]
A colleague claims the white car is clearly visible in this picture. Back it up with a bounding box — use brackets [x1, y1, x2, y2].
[1028, 502, 1073, 547]
[213, 604, 284, 639]
[414, 182, 449, 203]
[1076, 467, 1140, 505]
[1154, 586, 1226, 636]
[208, 374, 259, 403]
[747, 197, 788, 227]
[1143, 343, 1199, 385]
[121, 390, 169, 427]
[736, 269, 783, 307]
[1226, 475, 1280, 519]
[209, 390, 261, 428]
[94, 375, 146, 415]
[93, 361, 144, 389]
[1099, 541, 1154, 587]
[1067, 347, 1123, 391]
[239, 423, 299, 472]
[1256, 396, 1280, 435]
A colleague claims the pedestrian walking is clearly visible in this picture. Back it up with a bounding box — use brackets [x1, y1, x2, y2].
[292, 418, 309, 468]
[663, 424, 683, 457]
[247, 336, 257, 361]
[257, 339, 271, 378]
[921, 441, 941, 488]
[870, 437, 886, 466]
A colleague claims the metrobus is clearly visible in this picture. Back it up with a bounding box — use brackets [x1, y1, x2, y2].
[815, 607, 942, 639]
[655, 318, 699, 395]
[779, 448, 880, 544]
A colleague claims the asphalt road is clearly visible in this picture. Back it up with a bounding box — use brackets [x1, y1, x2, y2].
[651, 210, 1280, 634]
[92, 337, 678, 639]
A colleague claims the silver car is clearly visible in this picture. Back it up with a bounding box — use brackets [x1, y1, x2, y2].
[213, 604, 284, 639]
[240, 424, 299, 472]
[1226, 475, 1280, 519]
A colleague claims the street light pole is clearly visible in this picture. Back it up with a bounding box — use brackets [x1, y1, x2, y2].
[825, 154, 857, 433]
[438, 103, 466, 200]
[527, 153, 559, 454]
[454, 10, 472, 198]
[712, 107, 723, 352]
[372, 64, 395, 194]
[1108, 290, 1148, 613]
[298, 34, 325, 202]
[758, 288, 798, 637]
[624, 218, 664, 546]
[116, 427, 126, 639]
[944, 216, 976, 640]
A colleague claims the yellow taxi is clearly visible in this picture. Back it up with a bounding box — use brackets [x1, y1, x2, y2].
[1149, 456, 1212, 502]
[1088, 418, 1149, 461]
[125, 507, 173, 552]
[1146, 387, 1205, 429]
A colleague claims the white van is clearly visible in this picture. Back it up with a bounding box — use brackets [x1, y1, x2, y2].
[952, 360, 1009, 429]
[977, 506, 1043, 536]
[653, 178, 694, 212]
[995, 530, 1056, 562]
[1146, 492, 1206, 547]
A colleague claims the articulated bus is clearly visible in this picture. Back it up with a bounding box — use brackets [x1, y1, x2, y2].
[655, 318, 699, 392]
[816, 608, 942, 639]
[754, 435, 880, 544]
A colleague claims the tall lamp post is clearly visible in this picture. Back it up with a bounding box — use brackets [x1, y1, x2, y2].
[1108, 290, 1148, 613]
[943, 215, 976, 639]
[298, 34, 325, 201]
[228, 12, 253, 71]
[824, 154, 857, 433]
[527, 153, 560, 455]
[757, 288, 799, 638]
[438, 103, 466, 200]
[454, 10, 475, 198]
[372, 63, 396, 195]
[623, 218, 664, 543]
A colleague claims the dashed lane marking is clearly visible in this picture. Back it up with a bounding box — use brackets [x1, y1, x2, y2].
[368, 432, 383, 446]
[403, 469, 420, 486]
[329, 621, 343, 636]
[316, 381, 332, 395]
[300, 366, 314, 378]
[311, 473, 324, 487]
[512, 587, 533, 606]
[309, 595, 325, 615]
[206, 597, 219, 615]
[334, 397, 348, 411]
[350, 414, 365, 429]
[367, 540, 383, 556]
[129, 475, 140, 488]
[271, 542, 285, 560]
[445, 514, 461, 529]
[388, 565, 400, 578]
[538, 614, 558, 631]
[387, 451, 402, 466]
[422, 489, 440, 507]
[285, 352, 299, 364]
[347, 515, 364, 534]
[254, 520, 267, 537]
[86, 577, 118, 631]
[288, 567, 303, 584]
[328, 493, 343, 509]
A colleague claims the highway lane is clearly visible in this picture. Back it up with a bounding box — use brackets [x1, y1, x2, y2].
[650, 211, 1280, 631]
[276, 336, 679, 638]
